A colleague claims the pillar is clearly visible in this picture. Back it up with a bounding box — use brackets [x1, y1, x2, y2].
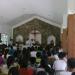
[67, 14, 75, 58]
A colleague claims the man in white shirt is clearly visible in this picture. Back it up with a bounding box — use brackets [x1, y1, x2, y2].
[53, 52, 67, 75]
[26, 38, 32, 48]
[59, 58, 75, 75]
[53, 59, 67, 71]
[26, 39, 35, 48]
[30, 50, 37, 58]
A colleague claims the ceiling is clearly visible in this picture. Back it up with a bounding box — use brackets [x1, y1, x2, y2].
[0, 0, 67, 26]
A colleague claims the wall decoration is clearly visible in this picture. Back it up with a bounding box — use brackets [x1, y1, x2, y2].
[29, 30, 41, 44]
[13, 19, 60, 44]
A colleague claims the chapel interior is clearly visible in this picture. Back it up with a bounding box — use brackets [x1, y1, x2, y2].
[0, 0, 75, 75]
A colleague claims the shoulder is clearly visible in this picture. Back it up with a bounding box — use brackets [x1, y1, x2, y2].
[72, 72, 75, 75]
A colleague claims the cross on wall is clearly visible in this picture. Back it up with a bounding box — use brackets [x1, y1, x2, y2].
[31, 29, 40, 41]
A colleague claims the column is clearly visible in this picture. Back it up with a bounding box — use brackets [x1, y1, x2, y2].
[67, 14, 75, 58]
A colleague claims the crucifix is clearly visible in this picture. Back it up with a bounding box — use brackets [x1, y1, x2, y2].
[31, 28, 40, 42]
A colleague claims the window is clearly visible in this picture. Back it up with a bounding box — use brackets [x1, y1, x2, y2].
[1, 34, 8, 45]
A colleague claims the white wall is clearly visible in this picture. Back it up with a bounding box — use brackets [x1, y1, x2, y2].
[0, 24, 12, 41]
[67, 0, 75, 14]
[30, 0, 67, 24]
[68, 0, 75, 11]
[0, 0, 68, 25]
[61, 0, 75, 33]
[0, 24, 11, 34]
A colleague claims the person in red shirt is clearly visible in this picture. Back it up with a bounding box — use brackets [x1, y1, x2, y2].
[19, 48, 35, 75]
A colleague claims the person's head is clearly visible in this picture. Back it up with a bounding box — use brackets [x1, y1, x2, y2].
[67, 58, 75, 71]
[30, 46, 35, 51]
[31, 39, 34, 41]
[40, 58, 47, 68]
[58, 52, 67, 59]
[50, 40, 54, 44]
[30, 57, 36, 65]
[4, 48, 8, 53]
[27, 38, 29, 40]
[50, 40, 54, 47]
[36, 52, 41, 58]
[19, 57, 28, 68]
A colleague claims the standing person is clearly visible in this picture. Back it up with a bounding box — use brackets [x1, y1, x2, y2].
[8, 56, 19, 75]
[31, 39, 35, 46]
[41, 48, 48, 64]
[26, 38, 32, 48]
[30, 46, 37, 67]
[0, 53, 4, 73]
[53, 52, 67, 75]
[26, 38, 35, 48]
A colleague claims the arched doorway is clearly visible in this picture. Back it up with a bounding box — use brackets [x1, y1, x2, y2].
[47, 35, 56, 46]
[16, 35, 23, 43]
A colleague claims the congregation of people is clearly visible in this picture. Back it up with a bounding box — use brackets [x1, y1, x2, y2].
[0, 39, 75, 75]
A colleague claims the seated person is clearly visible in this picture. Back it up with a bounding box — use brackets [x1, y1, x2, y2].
[30, 47, 37, 66]
[53, 58, 75, 75]
[7, 56, 14, 68]
[55, 57, 75, 75]
[8, 56, 19, 75]
[36, 58, 54, 75]
[18, 49, 35, 75]
[67, 58, 75, 75]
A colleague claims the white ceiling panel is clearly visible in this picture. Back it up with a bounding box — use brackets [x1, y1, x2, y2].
[0, 0, 67, 25]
